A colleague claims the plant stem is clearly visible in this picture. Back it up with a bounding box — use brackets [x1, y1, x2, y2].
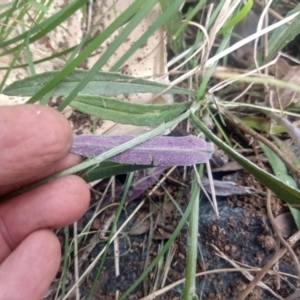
[183, 168, 201, 300]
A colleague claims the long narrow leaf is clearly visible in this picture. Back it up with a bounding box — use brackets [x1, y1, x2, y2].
[265, 3, 300, 62]
[70, 96, 191, 126]
[71, 135, 214, 166]
[260, 143, 300, 229]
[2, 70, 195, 97]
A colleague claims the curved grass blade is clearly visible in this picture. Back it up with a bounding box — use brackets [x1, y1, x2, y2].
[265, 3, 300, 62]
[260, 143, 300, 229]
[191, 113, 300, 209]
[111, 0, 184, 71]
[218, 0, 253, 35]
[71, 135, 214, 166]
[21, 0, 144, 106]
[70, 96, 191, 126]
[56, 0, 160, 111]
[2, 70, 195, 97]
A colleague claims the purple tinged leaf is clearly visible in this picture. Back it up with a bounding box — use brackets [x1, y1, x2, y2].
[71, 135, 214, 166]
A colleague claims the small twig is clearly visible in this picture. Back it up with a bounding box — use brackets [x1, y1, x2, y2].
[255, 0, 288, 22]
[205, 161, 219, 217]
[193, 165, 219, 217]
[161, 244, 177, 288]
[73, 221, 80, 300]
[236, 230, 300, 300]
[212, 244, 283, 299]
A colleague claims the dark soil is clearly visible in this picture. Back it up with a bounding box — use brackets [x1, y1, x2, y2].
[74, 169, 300, 300]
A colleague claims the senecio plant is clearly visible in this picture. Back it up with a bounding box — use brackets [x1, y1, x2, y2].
[4, 69, 300, 300]
[2, 0, 300, 299]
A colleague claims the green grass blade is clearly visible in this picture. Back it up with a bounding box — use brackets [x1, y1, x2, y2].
[88, 172, 134, 300]
[0, 0, 18, 38]
[172, 0, 206, 41]
[265, 3, 300, 62]
[197, 21, 232, 100]
[25, 29, 36, 76]
[25, 0, 144, 106]
[191, 113, 300, 208]
[61, 226, 70, 298]
[160, 0, 187, 54]
[111, 0, 184, 71]
[27, 0, 48, 13]
[3, 70, 194, 96]
[0, 0, 88, 50]
[57, 0, 159, 111]
[218, 0, 253, 35]
[260, 143, 300, 229]
[0, 42, 24, 92]
[119, 180, 196, 300]
[81, 162, 151, 182]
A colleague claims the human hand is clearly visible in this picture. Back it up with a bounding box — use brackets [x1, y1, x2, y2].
[0, 105, 90, 300]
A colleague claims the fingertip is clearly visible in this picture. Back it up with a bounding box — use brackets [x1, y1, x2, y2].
[0, 105, 73, 184]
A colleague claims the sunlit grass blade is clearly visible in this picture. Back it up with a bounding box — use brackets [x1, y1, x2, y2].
[111, 0, 184, 71]
[24, 0, 145, 106]
[0, 42, 24, 92]
[57, 0, 160, 111]
[218, 0, 253, 35]
[0, 0, 88, 50]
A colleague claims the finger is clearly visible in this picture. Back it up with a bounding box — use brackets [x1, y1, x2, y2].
[0, 105, 73, 185]
[0, 230, 61, 300]
[0, 175, 90, 262]
[0, 153, 82, 197]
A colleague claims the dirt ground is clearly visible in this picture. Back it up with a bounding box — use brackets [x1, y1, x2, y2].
[68, 166, 299, 300]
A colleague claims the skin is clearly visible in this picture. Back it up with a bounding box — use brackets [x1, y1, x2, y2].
[0, 105, 90, 300]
